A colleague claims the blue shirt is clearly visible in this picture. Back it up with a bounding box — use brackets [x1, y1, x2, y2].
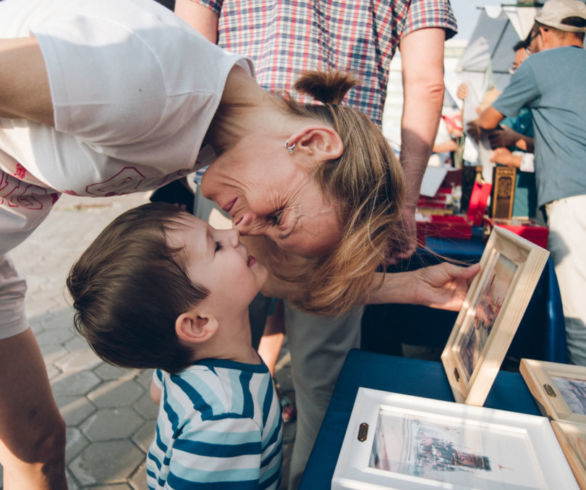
[492, 46, 586, 208]
[147, 358, 282, 489]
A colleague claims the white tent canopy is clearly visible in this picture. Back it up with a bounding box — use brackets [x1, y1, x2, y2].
[454, 5, 541, 102]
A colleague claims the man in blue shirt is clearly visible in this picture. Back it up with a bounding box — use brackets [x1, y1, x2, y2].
[475, 0, 586, 364]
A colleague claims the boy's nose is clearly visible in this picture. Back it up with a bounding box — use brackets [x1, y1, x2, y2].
[227, 227, 240, 247]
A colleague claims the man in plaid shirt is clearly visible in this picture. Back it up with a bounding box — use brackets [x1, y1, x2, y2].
[175, 0, 457, 487]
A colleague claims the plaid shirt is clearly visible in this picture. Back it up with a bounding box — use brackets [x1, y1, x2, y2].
[195, 0, 457, 126]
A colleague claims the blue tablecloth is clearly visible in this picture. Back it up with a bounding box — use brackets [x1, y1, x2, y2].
[300, 349, 541, 489]
[362, 235, 567, 363]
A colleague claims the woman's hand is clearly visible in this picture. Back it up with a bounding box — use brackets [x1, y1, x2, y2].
[412, 262, 480, 311]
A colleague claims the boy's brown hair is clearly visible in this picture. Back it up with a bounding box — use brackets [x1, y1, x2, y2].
[67, 202, 208, 373]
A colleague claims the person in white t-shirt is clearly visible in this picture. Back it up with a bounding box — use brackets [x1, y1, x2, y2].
[0, 1, 481, 487]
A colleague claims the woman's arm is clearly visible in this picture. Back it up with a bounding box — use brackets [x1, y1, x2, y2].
[245, 236, 480, 313]
[366, 263, 480, 311]
[174, 0, 219, 42]
[0, 37, 53, 126]
[261, 261, 480, 313]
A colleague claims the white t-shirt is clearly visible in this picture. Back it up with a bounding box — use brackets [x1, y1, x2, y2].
[0, 0, 252, 334]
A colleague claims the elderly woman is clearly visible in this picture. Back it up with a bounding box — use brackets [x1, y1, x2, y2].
[0, 0, 478, 487]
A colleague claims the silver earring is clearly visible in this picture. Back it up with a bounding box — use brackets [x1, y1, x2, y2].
[285, 141, 296, 153]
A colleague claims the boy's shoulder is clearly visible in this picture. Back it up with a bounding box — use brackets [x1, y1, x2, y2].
[159, 359, 273, 421]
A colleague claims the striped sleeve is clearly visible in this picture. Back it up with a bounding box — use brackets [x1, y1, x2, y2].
[167, 415, 263, 488]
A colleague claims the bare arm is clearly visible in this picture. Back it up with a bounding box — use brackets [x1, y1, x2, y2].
[174, 0, 219, 43]
[396, 28, 446, 258]
[477, 106, 505, 131]
[0, 37, 54, 126]
[366, 263, 480, 311]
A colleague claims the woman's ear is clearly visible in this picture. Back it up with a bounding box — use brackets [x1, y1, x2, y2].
[175, 311, 219, 345]
[287, 127, 344, 162]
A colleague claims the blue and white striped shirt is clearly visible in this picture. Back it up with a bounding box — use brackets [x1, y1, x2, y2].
[147, 358, 282, 489]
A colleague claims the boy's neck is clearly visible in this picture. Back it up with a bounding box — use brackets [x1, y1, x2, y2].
[191, 313, 260, 365]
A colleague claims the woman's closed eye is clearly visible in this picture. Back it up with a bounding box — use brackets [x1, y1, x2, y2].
[267, 208, 284, 227]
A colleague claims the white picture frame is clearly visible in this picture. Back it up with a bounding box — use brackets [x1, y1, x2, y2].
[441, 226, 549, 406]
[332, 387, 577, 490]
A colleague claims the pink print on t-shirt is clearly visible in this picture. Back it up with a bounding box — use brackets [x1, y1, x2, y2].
[85, 167, 145, 196]
[14, 164, 27, 180]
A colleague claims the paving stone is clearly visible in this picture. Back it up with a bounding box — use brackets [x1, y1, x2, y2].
[66, 427, 90, 463]
[24, 291, 62, 317]
[36, 327, 76, 346]
[80, 407, 144, 442]
[131, 420, 156, 454]
[69, 440, 143, 486]
[56, 394, 97, 426]
[54, 347, 102, 374]
[30, 322, 45, 335]
[66, 468, 81, 490]
[39, 342, 69, 364]
[46, 363, 61, 381]
[51, 370, 101, 396]
[135, 369, 155, 390]
[133, 392, 159, 421]
[129, 461, 148, 490]
[88, 378, 144, 408]
[41, 308, 75, 329]
[94, 363, 139, 381]
[64, 335, 90, 351]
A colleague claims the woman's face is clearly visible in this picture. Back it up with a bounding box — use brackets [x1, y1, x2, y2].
[200, 136, 342, 256]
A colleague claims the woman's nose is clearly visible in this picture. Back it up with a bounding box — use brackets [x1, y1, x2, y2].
[233, 212, 259, 235]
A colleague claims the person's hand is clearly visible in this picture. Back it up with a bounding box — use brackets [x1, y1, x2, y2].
[466, 120, 483, 142]
[456, 82, 469, 101]
[487, 126, 521, 149]
[490, 147, 522, 167]
[413, 262, 481, 311]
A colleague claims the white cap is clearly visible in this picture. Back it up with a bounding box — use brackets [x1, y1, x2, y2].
[535, 0, 586, 33]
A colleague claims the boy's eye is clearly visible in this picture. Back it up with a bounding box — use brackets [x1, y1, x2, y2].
[215, 241, 222, 252]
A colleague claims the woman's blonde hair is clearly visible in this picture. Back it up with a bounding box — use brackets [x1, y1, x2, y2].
[266, 71, 406, 316]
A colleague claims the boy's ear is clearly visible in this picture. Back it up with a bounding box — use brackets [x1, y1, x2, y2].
[175, 311, 218, 345]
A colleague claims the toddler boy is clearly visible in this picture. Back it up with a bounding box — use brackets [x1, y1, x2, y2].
[67, 202, 282, 489]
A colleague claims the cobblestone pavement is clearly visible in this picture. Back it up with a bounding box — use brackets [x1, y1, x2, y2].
[6, 193, 295, 489]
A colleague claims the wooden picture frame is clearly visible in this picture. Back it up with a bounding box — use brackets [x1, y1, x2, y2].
[441, 226, 549, 406]
[332, 387, 578, 489]
[520, 359, 586, 423]
[551, 420, 586, 489]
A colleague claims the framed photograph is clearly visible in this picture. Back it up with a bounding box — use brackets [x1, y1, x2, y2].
[520, 359, 586, 423]
[441, 226, 549, 406]
[551, 420, 586, 489]
[332, 387, 577, 489]
[491, 165, 517, 220]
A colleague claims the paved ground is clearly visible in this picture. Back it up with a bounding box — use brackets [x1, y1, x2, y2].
[5, 192, 296, 489]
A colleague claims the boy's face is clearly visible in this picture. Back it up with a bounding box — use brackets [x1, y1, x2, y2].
[168, 214, 268, 315]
